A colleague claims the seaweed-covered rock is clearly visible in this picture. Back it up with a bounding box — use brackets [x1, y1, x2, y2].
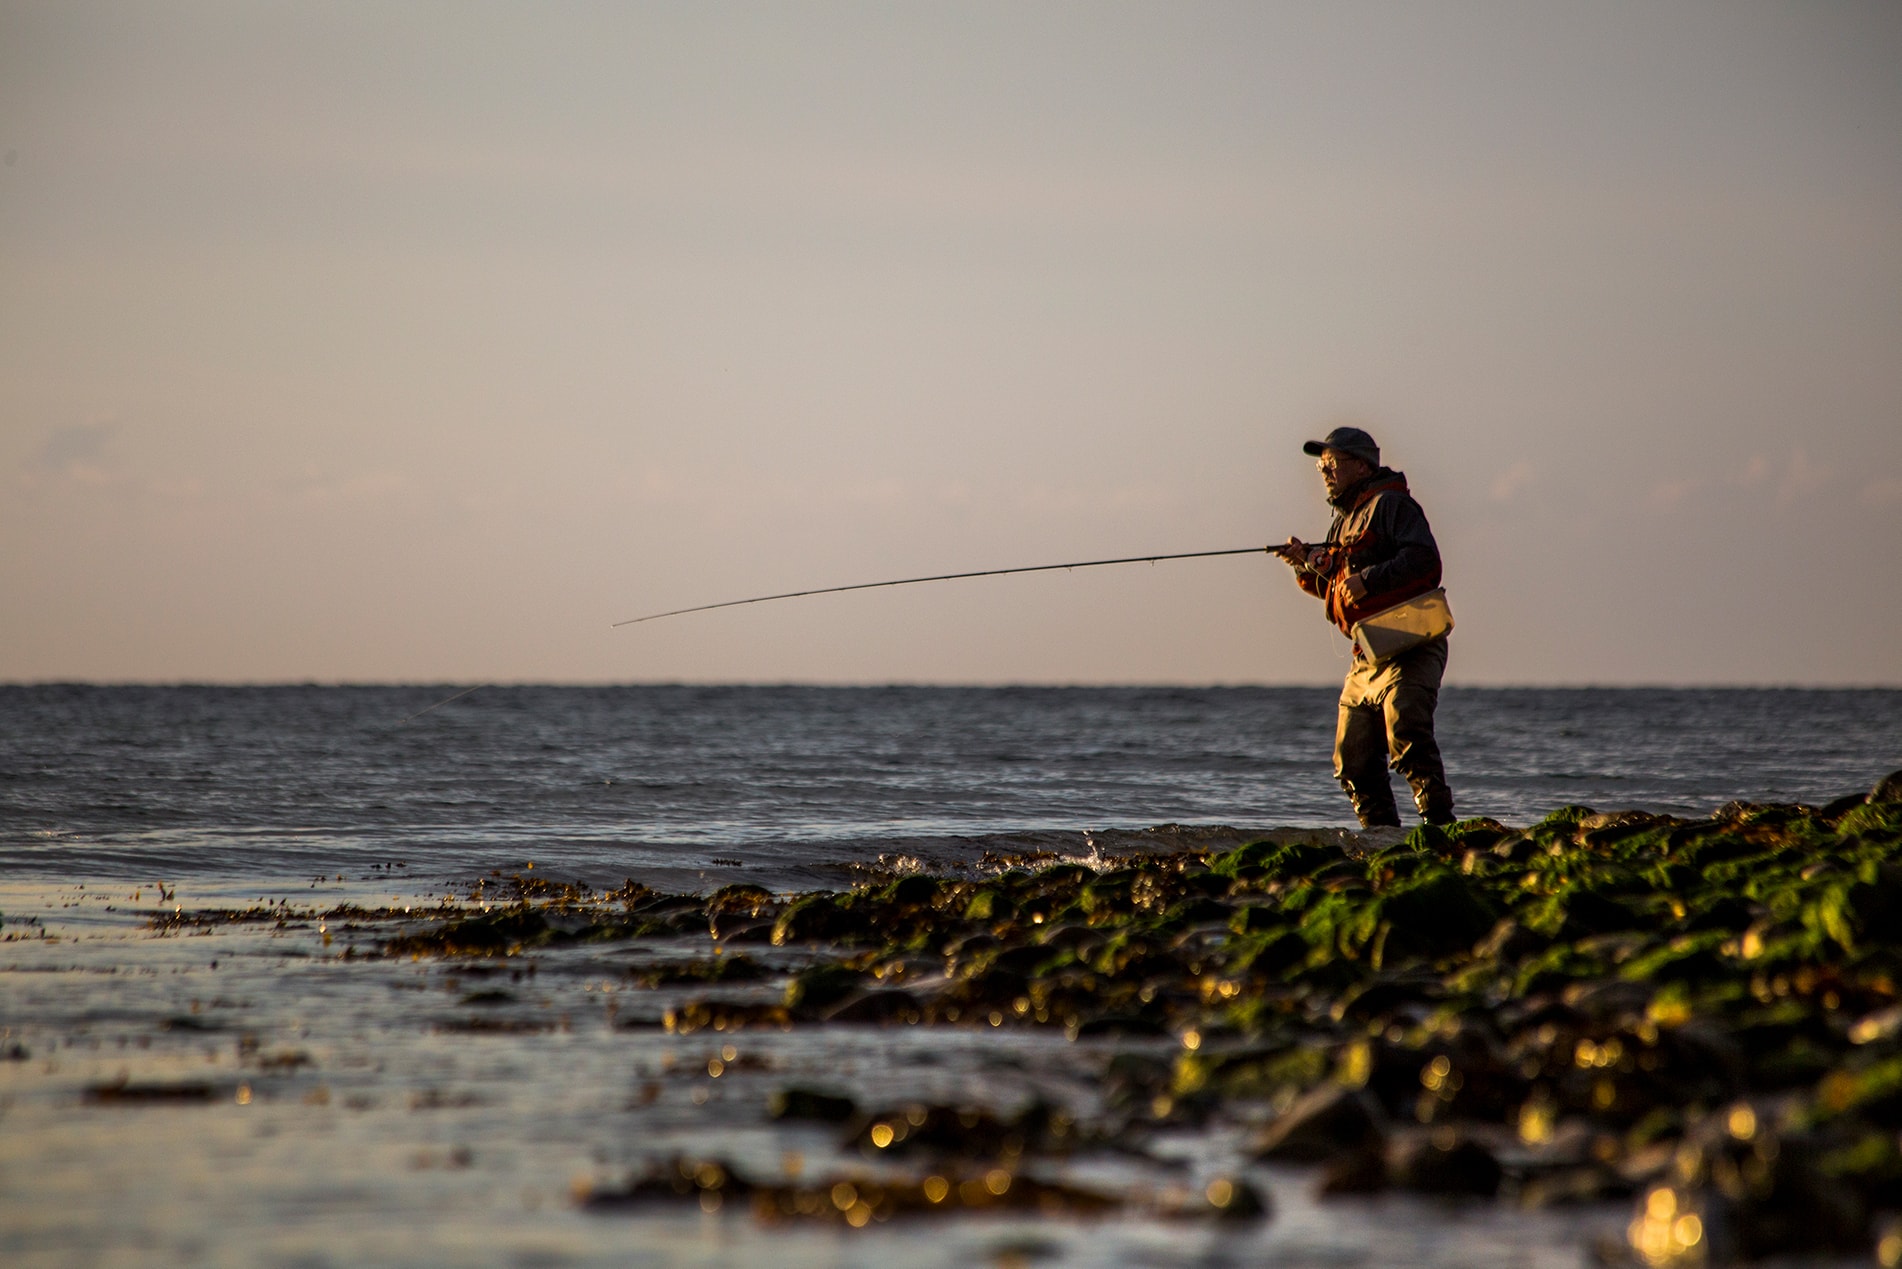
[786, 964, 868, 1017]
[879, 874, 941, 907]
[1250, 1084, 1386, 1163]
[705, 883, 775, 920]
[824, 988, 923, 1024]
[1212, 838, 1335, 880]
[1386, 1128, 1502, 1197]
[767, 1087, 858, 1122]
[772, 893, 857, 945]
[1371, 871, 1498, 966]
[847, 1100, 1082, 1161]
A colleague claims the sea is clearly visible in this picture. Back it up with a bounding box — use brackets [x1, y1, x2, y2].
[2, 685, 1898, 1267]
[4, 684, 1898, 887]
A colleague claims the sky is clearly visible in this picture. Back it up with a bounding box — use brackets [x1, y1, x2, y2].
[2, 2, 1898, 686]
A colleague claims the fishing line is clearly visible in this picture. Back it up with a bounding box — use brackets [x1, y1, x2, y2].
[398, 683, 489, 725]
[401, 546, 1271, 722]
[612, 546, 1269, 628]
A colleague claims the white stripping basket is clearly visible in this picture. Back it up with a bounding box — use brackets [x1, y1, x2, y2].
[1350, 588, 1454, 665]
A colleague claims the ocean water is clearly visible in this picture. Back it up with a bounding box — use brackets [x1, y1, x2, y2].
[3, 684, 1897, 889]
[3, 685, 1897, 1267]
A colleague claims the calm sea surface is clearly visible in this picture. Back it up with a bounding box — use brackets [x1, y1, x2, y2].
[2, 684, 1897, 886]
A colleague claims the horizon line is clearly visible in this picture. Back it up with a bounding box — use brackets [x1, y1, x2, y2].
[4, 679, 1899, 692]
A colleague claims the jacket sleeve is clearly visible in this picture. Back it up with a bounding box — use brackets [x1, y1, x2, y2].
[1355, 494, 1441, 595]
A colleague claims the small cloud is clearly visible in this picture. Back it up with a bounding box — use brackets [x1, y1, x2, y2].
[271, 466, 408, 507]
[1860, 477, 1902, 508]
[1489, 461, 1535, 502]
[1730, 455, 1771, 488]
[26, 422, 120, 481]
[1649, 477, 1702, 510]
[1775, 447, 1830, 507]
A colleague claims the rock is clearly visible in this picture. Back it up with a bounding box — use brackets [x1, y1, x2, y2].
[1071, 1014, 1169, 1039]
[1386, 1128, 1502, 1197]
[771, 893, 855, 945]
[845, 1100, 1072, 1159]
[1212, 838, 1335, 880]
[662, 1000, 791, 1035]
[785, 964, 867, 1017]
[1250, 1084, 1386, 1163]
[704, 883, 775, 920]
[580, 1156, 755, 1210]
[1373, 871, 1498, 964]
[1821, 791, 1873, 819]
[1666, 1126, 1868, 1261]
[1033, 923, 1099, 954]
[84, 1080, 217, 1103]
[879, 874, 940, 906]
[963, 888, 1016, 921]
[1872, 769, 1902, 805]
[392, 908, 548, 956]
[1562, 889, 1649, 937]
[766, 1087, 857, 1122]
[1474, 918, 1549, 962]
[1238, 928, 1309, 975]
[1316, 1144, 1388, 1195]
[1402, 824, 1457, 856]
[943, 930, 1001, 969]
[1517, 1164, 1632, 1208]
[1164, 896, 1232, 925]
[1205, 1175, 1271, 1220]
[823, 988, 922, 1024]
[709, 914, 775, 942]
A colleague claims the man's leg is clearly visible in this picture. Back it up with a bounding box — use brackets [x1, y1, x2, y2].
[1336, 662, 1400, 827]
[1383, 638, 1453, 824]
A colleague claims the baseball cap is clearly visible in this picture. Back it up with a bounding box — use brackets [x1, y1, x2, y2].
[1301, 426, 1380, 467]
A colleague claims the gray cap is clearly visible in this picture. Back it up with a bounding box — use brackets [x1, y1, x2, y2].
[1302, 426, 1379, 467]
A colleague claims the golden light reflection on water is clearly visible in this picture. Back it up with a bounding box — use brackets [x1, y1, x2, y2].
[1629, 1185, 1705, 1266]
[1516, 1098, 1554, 1145]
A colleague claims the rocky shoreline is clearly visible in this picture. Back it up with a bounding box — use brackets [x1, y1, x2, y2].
[130, 768, 1902, 1264]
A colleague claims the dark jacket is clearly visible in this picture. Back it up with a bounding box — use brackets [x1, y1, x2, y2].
[1295, 468, 1443, 640]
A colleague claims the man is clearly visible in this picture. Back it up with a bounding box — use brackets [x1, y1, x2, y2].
[1272, 426, 1454, 827]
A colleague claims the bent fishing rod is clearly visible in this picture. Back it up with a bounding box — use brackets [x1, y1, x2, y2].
[401, 545, 1273, 723]
[610, 546, 1271, 627]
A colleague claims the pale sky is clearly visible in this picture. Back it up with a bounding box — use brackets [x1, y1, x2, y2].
[3, 2, 1898, 685]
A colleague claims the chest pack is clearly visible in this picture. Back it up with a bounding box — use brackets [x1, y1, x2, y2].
[1350, 587, 1454, 664]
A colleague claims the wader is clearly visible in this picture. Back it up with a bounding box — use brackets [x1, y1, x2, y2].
[1333, 636, 1453, 827]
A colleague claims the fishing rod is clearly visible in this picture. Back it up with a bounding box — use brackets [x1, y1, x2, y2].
[611, 546, 1270, 628]
[401, 545, 1271, 723]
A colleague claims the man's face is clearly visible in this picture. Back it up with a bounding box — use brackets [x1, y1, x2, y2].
[1316, 448, 1370, 499]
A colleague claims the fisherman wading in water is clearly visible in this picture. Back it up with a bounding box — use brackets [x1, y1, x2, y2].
[1273, 426, 1455, 828]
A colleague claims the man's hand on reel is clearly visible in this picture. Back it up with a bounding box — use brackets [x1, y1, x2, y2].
[1270, 538, 1333, 576]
